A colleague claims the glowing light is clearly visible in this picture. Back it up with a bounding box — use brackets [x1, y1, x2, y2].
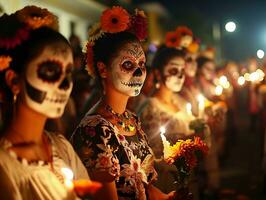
[257, 49, 265, 59]
[186, 103, 193, 116]
[218, 75, 231, 89]
[219, 76, 228, 84]
[197, 94, 205, 118]
[225, 21, 236, 32]
[237, 76, 245, 85]
[244, 73, 250, 81]
[215, 85, 223, 96]
[61, 167, 74, 190]
[160, 126, 166, 134]
[250, 71, 260, 82]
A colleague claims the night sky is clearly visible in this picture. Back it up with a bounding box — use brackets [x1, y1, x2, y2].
[133, 0, 266, 62]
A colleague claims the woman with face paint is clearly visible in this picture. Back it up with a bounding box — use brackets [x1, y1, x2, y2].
[140, 46, 199, 194]
[0, 7, 90, 200]
[71, 6, 175, 200]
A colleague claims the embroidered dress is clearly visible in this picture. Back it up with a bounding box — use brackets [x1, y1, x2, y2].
[141, 97, 195, 159]
[0, 132, 89, 200]
[71, 112, 157, 200]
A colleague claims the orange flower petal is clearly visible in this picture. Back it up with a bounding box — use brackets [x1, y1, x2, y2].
[101, 6, 130, 33]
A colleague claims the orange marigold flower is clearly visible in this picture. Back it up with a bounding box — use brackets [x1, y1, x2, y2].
[16, 6, 58, 30]
[85, 42, 95, 77]
[165, 31, 180, 48]
[0, 55, 12, 71]
[101, 6, 130, 33]
[176, 26, 193, 37]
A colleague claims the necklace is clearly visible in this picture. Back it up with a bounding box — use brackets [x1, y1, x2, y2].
[105, 105, 136, 133]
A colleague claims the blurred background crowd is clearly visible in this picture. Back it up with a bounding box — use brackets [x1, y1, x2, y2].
[0, 0, 266, 200]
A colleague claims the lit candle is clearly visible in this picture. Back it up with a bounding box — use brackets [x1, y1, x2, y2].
[197, 94, 205, 118]
[237, 76, 245, 86]
[186, 103, 193, 117]
[160, 127, 172, 160]
[215, 85, 223, 96]
[61, 167, 74, 190]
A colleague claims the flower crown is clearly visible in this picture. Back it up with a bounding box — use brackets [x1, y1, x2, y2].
[165, 26, 193, 48]
[85, 6, 148, 77]
[0, 6, 58, 72]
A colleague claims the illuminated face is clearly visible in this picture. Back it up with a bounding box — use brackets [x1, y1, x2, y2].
[163, 56, 185, 92]
[23, 44, 73, 118]
[185, 53, 197, 77]
[201, 61, 215, 81]
[109, 42, 146, 97]
[180, 35, 193, 48]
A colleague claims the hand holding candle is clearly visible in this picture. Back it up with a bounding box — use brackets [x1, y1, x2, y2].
[61, 167, 102, 198]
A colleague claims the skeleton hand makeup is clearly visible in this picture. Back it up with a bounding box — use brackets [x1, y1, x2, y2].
[110, 42, 146, 97]
[24, 45, 73, 118]
[163, 57, 185, 92]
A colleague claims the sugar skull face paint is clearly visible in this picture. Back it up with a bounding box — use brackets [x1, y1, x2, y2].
[201, 61, 215, 81]
[163, 56, 185, 92]
[109, 42, 146, 96]
[185, 53, 197, 78]
[23, 44, 73, 118]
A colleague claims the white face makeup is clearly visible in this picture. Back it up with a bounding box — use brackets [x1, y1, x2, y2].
[163, 56, 185, 92]
[201, 61, 215, 81]
[185, 53, 197, 77]
[109, 42, 146, 97]
[23, 44, 73, 118]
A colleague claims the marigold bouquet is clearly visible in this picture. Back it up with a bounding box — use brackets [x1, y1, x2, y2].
[161, 134, 208, 199]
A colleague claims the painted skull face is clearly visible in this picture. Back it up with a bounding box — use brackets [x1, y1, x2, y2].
[23, 44, 73, 118]
[185, 53, 197, 77]
[163, 56, 185, 92]
[110, 42, 146, 97]
[201, 61, 215, 81]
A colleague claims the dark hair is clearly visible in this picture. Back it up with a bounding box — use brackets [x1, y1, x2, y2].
[92, 31, 141, 88]
[0, 27, 71, 132]
[196, 56, 214, 70]
[151, 46, 186, 74]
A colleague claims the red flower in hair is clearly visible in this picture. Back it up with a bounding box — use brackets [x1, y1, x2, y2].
[0, 14, 29, 49]
[16, 6, 58, 30]
[101, 6, 130, 33]
[130, 9, 148, 41]
[165, 31, 180, 48]
[85, 42, 95, 77]
[176, 26, 193, 37]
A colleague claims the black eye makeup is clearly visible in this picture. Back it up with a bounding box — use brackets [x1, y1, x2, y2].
[122, 60, 135, 71]
[37, 60, 63, 83]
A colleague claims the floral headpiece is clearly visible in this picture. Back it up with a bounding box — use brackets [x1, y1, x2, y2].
[0, 6, 58, 74]
[165, 26, 193, 48]
[85, 6, 148, 77]
[187, 38, 200, 54]
[0, 6, 58, 51]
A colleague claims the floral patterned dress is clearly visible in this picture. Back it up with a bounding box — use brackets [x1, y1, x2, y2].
[71, 112, 157, 200]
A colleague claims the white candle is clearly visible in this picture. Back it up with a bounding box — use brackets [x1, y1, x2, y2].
[186, 103, 193, 117]
[61, 167, 74, 190]
[160, 128, 172, 160]
[197, 94, 205, 118]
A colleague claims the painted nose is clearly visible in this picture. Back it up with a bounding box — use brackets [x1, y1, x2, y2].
[59, 76, 72, 90]
[133, 68, 143, 77]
